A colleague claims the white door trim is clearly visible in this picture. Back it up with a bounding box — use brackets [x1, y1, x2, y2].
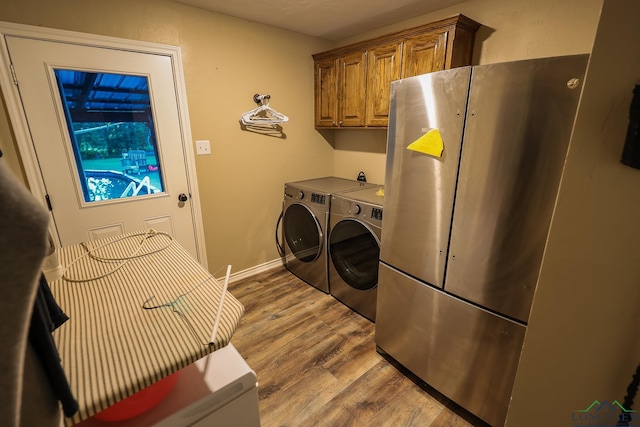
[0, 21, 208, 268]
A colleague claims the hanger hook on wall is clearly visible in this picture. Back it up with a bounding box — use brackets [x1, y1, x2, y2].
[241, 93, 288, 126]
[253, 94, 271, 105]
[240, 93, 288, 138]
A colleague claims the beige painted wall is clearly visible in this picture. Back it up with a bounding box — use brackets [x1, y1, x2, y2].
[507, 0, 640, 424]
[332, 0, 604, 186]
[0, 0, 334, 273]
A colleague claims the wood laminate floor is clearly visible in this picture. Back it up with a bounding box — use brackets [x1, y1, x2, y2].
[228, 266, 487, 427]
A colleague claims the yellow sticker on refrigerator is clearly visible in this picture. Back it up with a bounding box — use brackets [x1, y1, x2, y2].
[407, 128, 444, 157]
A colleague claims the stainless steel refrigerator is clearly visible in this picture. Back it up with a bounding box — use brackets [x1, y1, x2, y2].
[376, 55, 589, 426]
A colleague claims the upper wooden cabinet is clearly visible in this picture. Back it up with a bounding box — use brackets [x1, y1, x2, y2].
[402, 32, 448, 78]
[338, 51, 367, 127]
[314, 57, 338, 127]
[312, 14, 481, 128]
[366, 42, 402, 127]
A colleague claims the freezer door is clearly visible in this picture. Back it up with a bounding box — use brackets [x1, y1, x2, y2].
[445, 55, 589, 322]
[381, 67, 471, 288]
[375, 263, 526, 427]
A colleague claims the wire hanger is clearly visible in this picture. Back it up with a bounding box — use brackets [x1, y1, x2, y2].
[240, 94, 289, 126]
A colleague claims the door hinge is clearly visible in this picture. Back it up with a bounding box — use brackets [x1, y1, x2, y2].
[45, 194, 53, 211]
[9, 63, 18, 86]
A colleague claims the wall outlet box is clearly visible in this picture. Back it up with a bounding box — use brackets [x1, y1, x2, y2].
[196, 140, 211, 155]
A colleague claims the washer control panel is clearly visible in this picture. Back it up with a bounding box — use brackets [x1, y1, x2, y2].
[371, 207, 383, 221]
[332, 196, 383, 228]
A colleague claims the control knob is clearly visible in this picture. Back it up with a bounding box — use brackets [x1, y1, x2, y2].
[299, 191, 304, 199]
[354, 204, 361, 214]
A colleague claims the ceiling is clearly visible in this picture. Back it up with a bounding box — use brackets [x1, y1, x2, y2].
[173, 0, 465, 41]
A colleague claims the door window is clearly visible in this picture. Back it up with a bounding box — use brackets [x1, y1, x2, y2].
[329, 219, 379, 290]
[54, 69, 165, 203]
[283, 204, 322, 262]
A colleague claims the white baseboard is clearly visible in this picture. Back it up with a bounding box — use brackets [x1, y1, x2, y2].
[218, 258, 285, 283]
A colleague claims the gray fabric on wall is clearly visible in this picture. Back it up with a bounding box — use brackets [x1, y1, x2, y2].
[0, 162, 59, 426]
[20, 344, 62, 426]
[28, 273, 77, 417]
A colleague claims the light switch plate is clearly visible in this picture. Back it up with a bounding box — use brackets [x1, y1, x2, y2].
[195, 140, 211, 155]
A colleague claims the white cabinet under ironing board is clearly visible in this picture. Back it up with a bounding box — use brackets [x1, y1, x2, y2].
[75, 343, 260, 427]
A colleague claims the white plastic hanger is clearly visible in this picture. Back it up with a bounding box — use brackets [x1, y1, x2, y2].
[240, 94, 289, 126]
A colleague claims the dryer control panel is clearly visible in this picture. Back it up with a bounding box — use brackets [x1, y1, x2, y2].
[284, 186, 328, 207]
[311, 193, 326, 205]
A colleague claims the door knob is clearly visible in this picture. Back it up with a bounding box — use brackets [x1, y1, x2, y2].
[178, 193, 188, 202]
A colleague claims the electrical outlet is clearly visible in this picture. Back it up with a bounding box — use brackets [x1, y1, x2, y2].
[196, 140, 211, 155]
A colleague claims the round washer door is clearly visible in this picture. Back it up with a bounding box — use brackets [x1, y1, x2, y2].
[329, 218, 380, 291]
[283, 203, 323, 262]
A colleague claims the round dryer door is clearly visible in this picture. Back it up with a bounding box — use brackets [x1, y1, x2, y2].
[283, 203, 323, 262]
[329, 219, 380, 291]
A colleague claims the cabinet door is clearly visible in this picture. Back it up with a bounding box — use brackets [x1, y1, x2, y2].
[401, 31, 448, 78]
[314, 57, 338, 127]
[366, 42, 402, 127]
[338, 51, 367, 127]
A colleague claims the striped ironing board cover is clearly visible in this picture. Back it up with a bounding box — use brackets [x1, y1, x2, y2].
[49, 231, 245, 425]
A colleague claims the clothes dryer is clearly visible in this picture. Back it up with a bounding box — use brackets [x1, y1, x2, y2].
[281, 177, 374, 293]
[328, 186, 383, 321]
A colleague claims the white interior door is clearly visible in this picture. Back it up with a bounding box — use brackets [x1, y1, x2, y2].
[4, 35, 202, 260]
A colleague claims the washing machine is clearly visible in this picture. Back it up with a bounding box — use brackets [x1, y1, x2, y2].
[328, 186, 383, 321]
[281, 177, 375, 293]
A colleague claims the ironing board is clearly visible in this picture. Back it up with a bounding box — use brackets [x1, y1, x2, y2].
[49, 231, 245, 425]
